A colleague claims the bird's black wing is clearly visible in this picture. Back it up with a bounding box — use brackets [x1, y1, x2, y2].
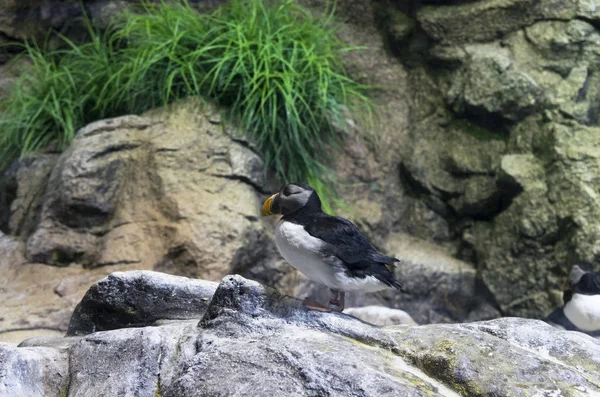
[303, 215, 403, 290]
[303, 215, 375, 265]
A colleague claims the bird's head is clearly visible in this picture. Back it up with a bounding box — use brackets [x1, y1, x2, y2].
[261, 182, 319, 217]
[569, 264, 591, 286]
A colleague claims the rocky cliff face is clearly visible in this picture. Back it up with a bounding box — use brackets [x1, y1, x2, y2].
[1, 271, 599, 397]
[377, 0, 600, 317]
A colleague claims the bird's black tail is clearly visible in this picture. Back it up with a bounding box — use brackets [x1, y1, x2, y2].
[369, 254, 405, 291]
[370, 253, 401, 264]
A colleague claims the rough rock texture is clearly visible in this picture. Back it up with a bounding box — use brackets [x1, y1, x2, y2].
[67, 270, 218, 335]
[343, 305, 418, 326]
[380, 0, 600, 318]
[2, 273, 599, 397]
[0, 232, 145, 343]
[0, 154, 58, 237]
[0, 343, 68, 396]
[24, 100, 273, 279]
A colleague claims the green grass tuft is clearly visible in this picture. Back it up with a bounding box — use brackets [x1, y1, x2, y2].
[0, 0, 373, 212]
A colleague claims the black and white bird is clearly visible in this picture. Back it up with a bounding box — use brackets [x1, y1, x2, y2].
[545, 264, 600, 336]
[261, 182, 403, 312]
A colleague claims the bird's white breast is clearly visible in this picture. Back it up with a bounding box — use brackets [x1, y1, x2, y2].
[274, 220, 387, 292]
[275, 220, 339, 288]
[564, 293, 600, 332]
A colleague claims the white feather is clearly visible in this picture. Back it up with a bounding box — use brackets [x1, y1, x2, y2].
[275, 220, 388, 292]
[563, 293, 600, 332]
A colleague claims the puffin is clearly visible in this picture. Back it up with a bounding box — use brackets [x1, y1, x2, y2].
[261, 182, 403, 311]
[545, 264, 600, 336]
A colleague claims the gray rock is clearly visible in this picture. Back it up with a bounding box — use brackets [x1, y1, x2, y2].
[459, 58, 544, 121]
[4, 273, 600, 397]
[0, 343, 68, 396]
[67, 270, 218, 336]
[392, 318, 600, 395]
[344, 306, 418, 326]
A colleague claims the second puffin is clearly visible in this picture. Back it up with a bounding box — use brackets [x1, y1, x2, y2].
[261, 182, 404, 311]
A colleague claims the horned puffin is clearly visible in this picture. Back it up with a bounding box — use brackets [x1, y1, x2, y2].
[545, 264, 600, 337]
[261, 182, 403, 311]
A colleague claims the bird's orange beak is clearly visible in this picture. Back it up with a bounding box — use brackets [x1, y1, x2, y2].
[261, 193, 279, 217]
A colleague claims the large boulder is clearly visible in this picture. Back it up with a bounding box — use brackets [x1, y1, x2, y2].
[67, 270, 218, 335]
[2, 273, 599, 396]
[23, 100, 274, 280]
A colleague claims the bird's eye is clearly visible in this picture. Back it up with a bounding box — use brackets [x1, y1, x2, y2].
[282, 186, 291, 196]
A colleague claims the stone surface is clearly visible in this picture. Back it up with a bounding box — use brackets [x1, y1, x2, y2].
[417, 0, 580, 45]
[67, 270, 218, 335]
[0, 343, 68, 396]
[382, 0, 600, 318]
[344, 305, 418, 326]
[23, 100, 273, 279]
[0, 154, 59, 238]
[0, 233, 145, 342]
[3, 273, 600, 397]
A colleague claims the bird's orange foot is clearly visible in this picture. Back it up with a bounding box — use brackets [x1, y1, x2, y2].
[328, 290, 345, 312]
[328, 299, 344, 312]
[303, 297, 329, 312]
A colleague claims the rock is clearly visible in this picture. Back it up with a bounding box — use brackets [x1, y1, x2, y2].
[67, 270, 218, 336]
[457, 57, 544, 121]
[385, 0, 600, 319]
[66, 323, 197, 397]
[0, 58, 25, 97]
[400, 116, 510, 222]
[296, 233, 501, 324]
[4, 273, 600, 396]
[344, 306, 418, 326]
[473, 119, 600, 317]
[0, 154, 58, 237]
[0, 343, 68, 396]
[392, 317, 600, 395]
[22, 100, 273, 282]
[498, 154, 546, 191]
[0, 263, 135, 341]
[578, 0, 600, 20]
[0, 232, 148, 342]
[417, 0, 579, 45]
